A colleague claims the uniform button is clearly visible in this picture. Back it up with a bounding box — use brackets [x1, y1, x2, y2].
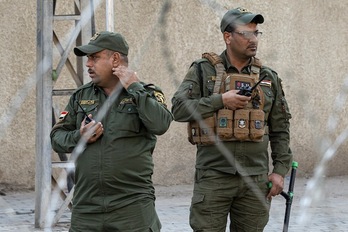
[128, 108, 132, 112]
[129, 89, 133, 92]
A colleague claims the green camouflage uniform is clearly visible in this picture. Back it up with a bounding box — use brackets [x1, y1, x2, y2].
[171, 50, 292, 231]
[51, 81, 173, 232]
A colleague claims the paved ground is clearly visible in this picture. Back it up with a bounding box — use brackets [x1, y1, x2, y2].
[0, 176, 348, 232]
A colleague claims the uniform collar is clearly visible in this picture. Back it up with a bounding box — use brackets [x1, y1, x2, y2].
[91, 83, 101, 94]
[220, 50, 252, 74]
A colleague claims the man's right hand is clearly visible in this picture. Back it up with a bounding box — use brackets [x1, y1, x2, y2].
[222, 90, 251, 110]
[79, 114, 104, 143]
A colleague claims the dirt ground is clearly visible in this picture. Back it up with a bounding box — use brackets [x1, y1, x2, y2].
[0, 183, 33, 196]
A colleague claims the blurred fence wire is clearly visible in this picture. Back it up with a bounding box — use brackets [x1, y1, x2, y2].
[298, 75, 348, 227]
[1, 0, 347, 231]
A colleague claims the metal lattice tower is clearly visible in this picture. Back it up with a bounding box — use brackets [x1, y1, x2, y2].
[35, 0, 95, 228]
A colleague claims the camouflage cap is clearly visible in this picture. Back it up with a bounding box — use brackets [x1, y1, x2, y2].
[74, 31, 129, 56]
[220, 7, 264, 32]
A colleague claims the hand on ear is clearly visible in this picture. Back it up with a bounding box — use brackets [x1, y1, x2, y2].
[112, 65, 139, 89]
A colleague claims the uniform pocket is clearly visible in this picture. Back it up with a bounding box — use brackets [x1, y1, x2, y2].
[76, 103, 98, 125]
[188, 121, 201, 144]
[199, 116, 216, 145]
[249, 109, 265, 142]
[233, 109, 249, 141]
[216, 109, 233, 139]
[191, 193, 205, 205]
[260, 85, 274, 117]
[115, 103, 140, 133]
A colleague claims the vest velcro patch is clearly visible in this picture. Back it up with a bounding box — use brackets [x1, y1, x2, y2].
[235, 81, 251, 90]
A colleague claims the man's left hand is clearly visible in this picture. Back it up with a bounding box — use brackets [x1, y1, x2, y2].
[267, 173, 284, 199]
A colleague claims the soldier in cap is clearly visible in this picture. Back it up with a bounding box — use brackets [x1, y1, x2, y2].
[172, 7, 292, 231]
[51, 31, 173, 231]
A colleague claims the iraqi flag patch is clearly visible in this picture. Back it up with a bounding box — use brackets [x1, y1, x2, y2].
[59, 111, 69, 121]
[260, 80, 272, 88]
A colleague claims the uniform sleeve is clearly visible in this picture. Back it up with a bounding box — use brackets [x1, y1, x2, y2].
[127, 82, 173, 135]
[268, 72, 293, 177]
[171, 62, 224, 122]
[50, 96, 81, 153]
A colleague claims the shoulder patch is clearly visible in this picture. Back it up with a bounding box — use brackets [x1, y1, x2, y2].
[260, 80, 272, 88]
[154, 91, 167, 106]
[142, 83, 167, 107]
[58, 111, 69, 121]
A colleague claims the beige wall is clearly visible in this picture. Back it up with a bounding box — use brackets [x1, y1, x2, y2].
[1, 0, 348, 188]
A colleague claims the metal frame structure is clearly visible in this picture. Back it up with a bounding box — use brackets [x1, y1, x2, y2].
[35, 0, 95, 228]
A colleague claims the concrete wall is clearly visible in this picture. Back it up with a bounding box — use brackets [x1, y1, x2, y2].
[1, 0, 348, 188]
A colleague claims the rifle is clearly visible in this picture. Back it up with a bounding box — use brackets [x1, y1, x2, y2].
[237, 74, 267, 96]
[268, 161, 298, 232]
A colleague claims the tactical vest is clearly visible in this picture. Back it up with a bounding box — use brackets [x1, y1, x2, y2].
[188, 52, 266, 145]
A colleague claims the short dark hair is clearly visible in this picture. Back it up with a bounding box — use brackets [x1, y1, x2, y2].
[120, 53, 128, 63]
[224, 24, 236, 33]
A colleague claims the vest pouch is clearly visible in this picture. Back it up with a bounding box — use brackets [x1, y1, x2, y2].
[233, 109, 250, 141]
[187, 121, 201, 145]
[199, 116, 216, 145]
[216, 109, 233, 139]
[225, 74, 254, 92]
[249, 109, 265, 142]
